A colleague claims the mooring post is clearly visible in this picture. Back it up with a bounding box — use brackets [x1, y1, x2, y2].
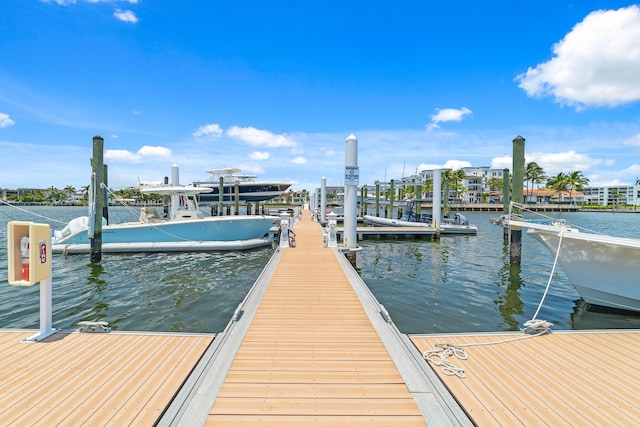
[388, 179, 395, 219]
[218, 176, 224, 216]
[343, 134, 360, 264]
[432, 169, 442, 240]
[320, 177, 327, 224]
[510, 135, 526, 265]
[375, 180, 380, 217]
[234, 183, 240, 215]
[90, 135, 104, 263]
[502, 168, 510, 239]
[103, 164, 109, 225]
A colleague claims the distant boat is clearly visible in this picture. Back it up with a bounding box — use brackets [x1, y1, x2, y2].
[193, 168, 291, 203]
[363, 199, 478, 234]
[509, 216, 640, 312]
[52, 184, 280, 254]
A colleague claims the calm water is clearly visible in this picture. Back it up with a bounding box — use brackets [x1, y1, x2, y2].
[1, 205, 639, 334]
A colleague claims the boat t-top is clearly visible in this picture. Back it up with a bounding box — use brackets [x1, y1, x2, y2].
[193, 168, 292, 203]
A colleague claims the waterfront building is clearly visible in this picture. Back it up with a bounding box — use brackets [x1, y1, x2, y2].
[582, 184, 640, 206]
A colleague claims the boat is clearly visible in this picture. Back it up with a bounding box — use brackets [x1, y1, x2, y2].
[52, 184, 280, 254]
[363, 199, 478, 234]
[508, 215, 640, 312]
[192, 168, 291, 203]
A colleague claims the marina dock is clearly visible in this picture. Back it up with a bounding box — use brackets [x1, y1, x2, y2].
[1, 210, 639, 425]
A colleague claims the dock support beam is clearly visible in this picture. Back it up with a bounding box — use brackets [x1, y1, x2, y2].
[510, 135, 525, 265]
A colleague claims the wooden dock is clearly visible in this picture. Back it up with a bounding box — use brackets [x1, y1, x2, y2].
[0, 330, 213, 425]
[1, 209, 639, 426]
[411, 331, 640, 426]
[161, 209, 468, 426]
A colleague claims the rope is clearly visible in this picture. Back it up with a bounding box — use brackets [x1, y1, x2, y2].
[526, 226, 565, 325]
[423, 326, 553, 377]
[426, 205, 565, 377]
[0, 199, 68, 225]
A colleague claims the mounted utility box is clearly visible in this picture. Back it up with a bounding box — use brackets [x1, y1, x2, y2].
[7, 221, 51, 286]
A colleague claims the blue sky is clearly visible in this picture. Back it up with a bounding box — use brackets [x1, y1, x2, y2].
[2, 1, 640, 192]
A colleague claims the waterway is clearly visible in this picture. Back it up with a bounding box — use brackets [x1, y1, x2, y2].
[1, 205, 639, 334]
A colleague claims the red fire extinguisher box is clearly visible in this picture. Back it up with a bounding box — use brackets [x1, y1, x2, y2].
[7, 221, 51, 286]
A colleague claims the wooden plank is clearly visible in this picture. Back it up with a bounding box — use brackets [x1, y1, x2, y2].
[411, 331, 640, 426]
[0, 331, 213, 426]
[207, 211, 426, 425]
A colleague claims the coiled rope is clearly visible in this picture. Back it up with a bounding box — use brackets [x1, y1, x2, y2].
[425, 217, 566, 377]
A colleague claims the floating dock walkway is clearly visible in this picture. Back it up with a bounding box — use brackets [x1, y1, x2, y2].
[1, 210, 639, 425]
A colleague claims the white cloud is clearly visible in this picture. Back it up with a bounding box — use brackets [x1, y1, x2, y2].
[138, 145, 172, 157]
[249, 151, 270, 160]
[290, 156, 307, 165]
[114, 9, 138, 23]
[490, 156, 512, 171]
[193, 123, 223, 138]
[623, 133, 640, 147]
[105, 145, 172, 163]
[418, 159, 472, 171]
[0, 113, 16, 128]
[227, 126, 297, 148]
[427, 107, 472, 131]
[40, 0, 76, 5]
[105, 149, 141, 163]
[516, 5, 640, 109]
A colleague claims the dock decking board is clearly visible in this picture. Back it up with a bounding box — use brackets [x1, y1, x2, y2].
[206, 212, 428, 426]
[411, 331, 640, 426]
[0, 330, 213, 426]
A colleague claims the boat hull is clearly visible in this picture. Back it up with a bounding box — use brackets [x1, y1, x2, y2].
[363, 215, 430, 228]
[363, 215, 478, 234]
[510, 220, 640, 312]
[54, 215, 279, 245]
[53, 238, 272, 254]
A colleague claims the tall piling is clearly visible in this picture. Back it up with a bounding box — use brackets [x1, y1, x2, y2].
[432, 169, 442, 240]
[388, 179, 395, 219]
[343, 134, 359, 264]
[502, 168, 510, 239]
[218, 176, 224, 216]
[510, 135, 526, 265]
[90, 135, 104, 263]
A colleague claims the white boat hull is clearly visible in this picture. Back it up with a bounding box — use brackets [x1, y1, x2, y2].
[53, 237, 272, 254]
[363, 215, 430, 228]
[510, 219, 640, 312]
[363, 215, 478, 234]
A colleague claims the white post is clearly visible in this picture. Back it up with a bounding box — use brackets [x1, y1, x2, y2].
[312, 189, 319, 221]
[320, 177, 327, 223]
[28, 238, 55, 342]
[327, 212, 338, 247]
[344, 134, 359, 249]
[171, 164, 180, 185]
[279, 213, 290, 248]
[432, 169, 441, 230]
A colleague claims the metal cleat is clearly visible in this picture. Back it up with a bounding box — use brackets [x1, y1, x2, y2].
[78, 321, 111, 333]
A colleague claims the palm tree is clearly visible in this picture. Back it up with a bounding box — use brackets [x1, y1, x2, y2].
[566, 170, 589, 205]
[524, 162, 545, 203]
[487, 176, 503, 191]
[545, 172, 569, 204]
[442, 169, 466, 203]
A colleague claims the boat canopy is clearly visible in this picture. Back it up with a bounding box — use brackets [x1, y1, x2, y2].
[139, 185, 212, 195]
